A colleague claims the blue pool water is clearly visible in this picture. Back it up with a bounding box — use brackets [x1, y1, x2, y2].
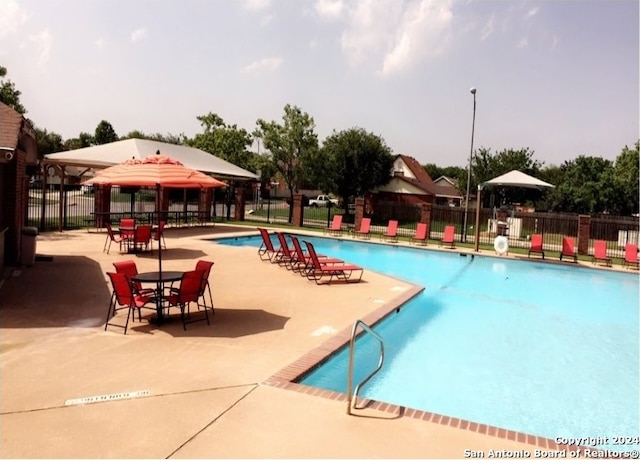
[216, 235, 639, 443]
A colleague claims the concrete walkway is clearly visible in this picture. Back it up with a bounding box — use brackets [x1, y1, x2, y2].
[0, 225, 607, 458]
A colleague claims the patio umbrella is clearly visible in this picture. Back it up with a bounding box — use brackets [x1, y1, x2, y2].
[82, 152, 226, 276]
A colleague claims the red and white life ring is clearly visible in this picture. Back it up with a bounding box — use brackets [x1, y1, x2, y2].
[494, 236, 509, 256]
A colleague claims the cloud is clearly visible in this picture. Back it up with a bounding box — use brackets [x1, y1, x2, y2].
[243, 0, 271, 11]
[517, 36, 528, 48]
[338, 0, 453, 76]
[481, 14, 495, 40]
[94, 38, 106, 48]
[260, 14, 274, 27]
[242, 57, 283, 74]
[314, 0, 344, 19]
[29, 28, 52, 66]
[131, 28, 147, 43]
[0, 0, 29, 40]
[525, 7, 538, 19]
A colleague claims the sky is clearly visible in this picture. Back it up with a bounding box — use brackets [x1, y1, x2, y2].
[0, 0, 638, 168]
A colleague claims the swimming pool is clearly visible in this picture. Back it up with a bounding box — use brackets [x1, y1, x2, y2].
[217, 234, 639, 445]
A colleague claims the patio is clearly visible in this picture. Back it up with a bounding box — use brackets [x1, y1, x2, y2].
[1, 225, 558, 458]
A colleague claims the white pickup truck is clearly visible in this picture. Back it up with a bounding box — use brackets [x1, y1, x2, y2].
[308, 195, 338, 207]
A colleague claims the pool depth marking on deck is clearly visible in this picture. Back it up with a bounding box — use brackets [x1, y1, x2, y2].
[64, 390, 150, 406]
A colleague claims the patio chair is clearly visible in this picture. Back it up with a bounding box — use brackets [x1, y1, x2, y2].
[164, 269, 211, 330]
[195, 260, 215, 314]
[411, 223, 428, 245]
[257, 227, 279, 262]
[131, 225, 152, 252]
[303, 240, 364, 285]
[152, 220, 167, 251]
[354, 217, 371, 239]
[439, 225, 455, 249]
[592, 240, 611, 267]
[113, 260, 155, 297]
[103, 222, 125, 254]
[381, 220, 399, 243]
[623, 243, 639, 269]
[325, 214, 343, 237]
[119, 218, 136, 241]
[105, 272, 155, 334]
[559, 236, 577, 262]
[289, 235, 342, 275]
[528, 234, 545, 259]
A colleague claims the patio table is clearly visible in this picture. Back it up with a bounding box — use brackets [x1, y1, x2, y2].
[131, 271, 184, 324]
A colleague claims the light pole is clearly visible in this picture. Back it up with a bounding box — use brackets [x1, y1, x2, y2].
[462, 87, 476, 243]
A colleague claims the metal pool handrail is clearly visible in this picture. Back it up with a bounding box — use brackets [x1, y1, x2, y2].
[346, 319, 385, 415]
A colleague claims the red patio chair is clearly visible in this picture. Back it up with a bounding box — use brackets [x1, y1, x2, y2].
[623, 243, 639, 269]
[195, 260, 215, 314]
[113, 260, 155, 297]
[559, 236, 577, 262]
[275, 232, 297, 268]
[354, 217, 371, 239]
[592, 240, 611, 267]
[411, 223, 428, 245]
[164, 269, 211, 330]
[439, 225, 455, 248]
[303, 240, 364, 285]
[131, 225, 152, 252]
[105, 272, 155, 334]
[325, 214, 343, 237]
[381, 220, 399, 243]
[103, 222, 125, 254]
[528, 234, 545, 259]
[119, 218, 136, 241]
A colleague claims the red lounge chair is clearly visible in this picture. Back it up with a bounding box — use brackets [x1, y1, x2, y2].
[439, 225, 455, 248]
[257, 228, 279, 262]
[105, 272, 155, 334]
[325, 214, 343, 237]
[354, 217, 371, 239]
[275, 232, 297, 268]
[164, 269, 211, 330]
[411, 223, 428, 245]
[381, 220, 399, 243]
[559, 236, 577, 262]
[623, 243, 639, 269]
[303, 240, 364, 285]
[103, 222, 125, 254]
[592, 240, 611, 267]
[528, 234, 545, 259]
[289, 235, 342, 275]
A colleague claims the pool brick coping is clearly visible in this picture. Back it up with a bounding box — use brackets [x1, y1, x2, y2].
[263, 282, 580, 455]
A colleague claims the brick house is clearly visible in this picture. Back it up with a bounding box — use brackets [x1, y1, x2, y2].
[371, 154, 440, 206]
[0, 102, 38, 268]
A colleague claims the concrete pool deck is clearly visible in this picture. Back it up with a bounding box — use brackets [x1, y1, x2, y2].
[0, 224, 627, 458]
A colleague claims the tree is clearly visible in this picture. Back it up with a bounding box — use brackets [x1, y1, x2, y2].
[255, 104, 319, 222]
[0, 66, 26, 114]
[35, 127, 64, 157]
[64, 132, 94, 150]
[316, 127, 395, 211]
[121, 130, 187, 145]
[186, 113, 254, 171]
[94, 120, 118, 145]
[612, 142, 639, 215]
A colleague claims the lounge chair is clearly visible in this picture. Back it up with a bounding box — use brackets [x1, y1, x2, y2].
[623, 243, 639, 269]
[411, 223, 428, 245]
[289, 235, 342, 275]
[354, 217, 371, 239]
[381, 220, 399, 243]
[257, 228, 279, 262]
[303, 240, 364, 285]
[325, 214, 343, 237]
[439, 225, 455, 249]
[528, 234, 545, 259]
[592, 240, 611, 267]
[105, 272, 155, 334]
[275, 232, 297, 268]
[559, 236, 577, 262]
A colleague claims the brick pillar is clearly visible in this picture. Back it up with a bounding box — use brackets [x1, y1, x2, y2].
[354, 197, 365, 233]
[94, 185, 112, 228]
[234, 186, 245, 221]
[292, 193, 304, 227]
[199, 188, 213, 222]
[578, 215, 591, 256]
[420, 202, 432, 239]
